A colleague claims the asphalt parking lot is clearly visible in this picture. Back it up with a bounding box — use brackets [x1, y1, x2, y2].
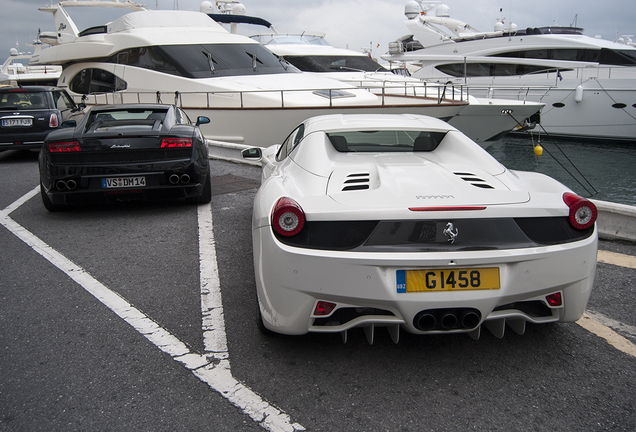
[1, 150, 635, 432]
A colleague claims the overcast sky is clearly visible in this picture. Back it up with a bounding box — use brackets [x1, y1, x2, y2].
[3, 0, 635, 62]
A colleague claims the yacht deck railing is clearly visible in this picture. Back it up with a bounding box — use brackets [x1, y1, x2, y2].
[75, 83, 469, 108]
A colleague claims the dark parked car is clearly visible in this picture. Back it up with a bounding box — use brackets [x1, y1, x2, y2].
[38, 103, 212, 210]
[0, 86, 85, 151]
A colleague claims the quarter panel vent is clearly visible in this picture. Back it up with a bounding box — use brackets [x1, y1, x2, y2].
[342, 172, 370, 191]
[454, 172, 495, 189]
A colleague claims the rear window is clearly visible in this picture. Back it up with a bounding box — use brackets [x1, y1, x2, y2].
[0, 91, 48, 109]
[85, 108, 167, 132]
[326, 130, 447, 152]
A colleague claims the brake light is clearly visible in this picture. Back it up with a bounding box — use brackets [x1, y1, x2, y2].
[271, 197, 305, 237]
[161, 138, 192, 148]
[409, 206, 486, 212]
[313, 301, 337, 316]
[49, 141, 81, 152]
[49, 113, 59, 128]
[563, 192, 597, 230]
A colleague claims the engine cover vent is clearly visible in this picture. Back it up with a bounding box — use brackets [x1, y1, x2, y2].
[342, 172, 370, 191]
[454, 172, 495, 189]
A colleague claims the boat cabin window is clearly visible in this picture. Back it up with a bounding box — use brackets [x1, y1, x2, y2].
[490, 48, 636, 66]
[112, 44, 298, 78]
[282, 55, 389, 73]
[69, 68, 127, 94]
[435, 63, 564, 77]
[326, 130, 447, 153]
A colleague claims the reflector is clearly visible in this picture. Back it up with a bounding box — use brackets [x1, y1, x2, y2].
[314, 301, 337, 316]
[545, 292, 563, 307]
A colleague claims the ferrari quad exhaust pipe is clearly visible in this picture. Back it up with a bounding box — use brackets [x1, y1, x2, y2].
[180, 174, 190, 184]
[66, 179, 77, 190]
[441, 313, 458, 329]
[56, 180, 67, 191]
[414, 308, 482, 331]
[169, 174, 180, 185]
[460, 311, 481, 329]
[414, 312, 436, 331]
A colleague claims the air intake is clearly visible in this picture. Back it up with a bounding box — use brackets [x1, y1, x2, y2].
[454, 172, 494, 189]
[342, 173, 370, 191]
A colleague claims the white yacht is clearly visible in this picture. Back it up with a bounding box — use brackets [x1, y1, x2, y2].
[249, 31, 543, 144]
[30, 0, 478, 148]
[0, 42, 61, 86]
[383, 1, 636, 142]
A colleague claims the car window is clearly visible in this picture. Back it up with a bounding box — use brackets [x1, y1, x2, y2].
[52, 91, 75, 111]
[326, 130, 447, 152]
[0, 92, 28, 109]
[176, 107, 191, 125]
[276, 124, 305, 161]
[85, 108, 169, 131]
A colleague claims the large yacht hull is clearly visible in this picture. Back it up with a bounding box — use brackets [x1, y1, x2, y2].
[451, 77, 636, 141]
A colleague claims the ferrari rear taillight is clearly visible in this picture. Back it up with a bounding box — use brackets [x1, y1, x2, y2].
[49, 113, 59, 128]
[563, 192, 597, 230]
[271, 197, 305, 237]
[49, 141, 81, 152]
[161, 138, 192, 148]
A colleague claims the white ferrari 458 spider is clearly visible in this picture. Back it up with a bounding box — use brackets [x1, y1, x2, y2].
[242, 114, 598, 342]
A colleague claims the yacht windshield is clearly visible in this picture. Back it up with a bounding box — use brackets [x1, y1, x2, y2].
[283, 55, 388, 73]
[113, 44, 299, 78]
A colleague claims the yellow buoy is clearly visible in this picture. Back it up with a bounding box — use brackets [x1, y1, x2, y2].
[534, 145, 543, 156]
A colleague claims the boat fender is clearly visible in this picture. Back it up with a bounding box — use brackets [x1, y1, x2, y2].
[574, 85, 584, 103]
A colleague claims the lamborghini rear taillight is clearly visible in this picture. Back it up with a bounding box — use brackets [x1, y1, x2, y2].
[49, 141, 81, 152]
[161, 138, 192, 148]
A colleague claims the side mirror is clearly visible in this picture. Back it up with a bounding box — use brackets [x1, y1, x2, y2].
[196, 116, 210, 126]
[61, 120, 77, 128]
[73, 102, 87, 112]
[241, 147, 262, 160]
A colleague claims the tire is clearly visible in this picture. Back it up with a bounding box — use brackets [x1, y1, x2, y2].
[194, 168, 212, 204]
[40, 183, 65, 212]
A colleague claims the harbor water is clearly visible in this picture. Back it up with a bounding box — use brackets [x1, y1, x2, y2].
[486, 134, 636, 206]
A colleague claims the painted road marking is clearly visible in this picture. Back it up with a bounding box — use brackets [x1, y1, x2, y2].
[577, 313, 636, 358]
[597, 250, 636, 269]
[0, 187, 304, 432]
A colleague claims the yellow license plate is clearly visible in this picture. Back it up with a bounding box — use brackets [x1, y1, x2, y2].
[396, 268, 500, 292]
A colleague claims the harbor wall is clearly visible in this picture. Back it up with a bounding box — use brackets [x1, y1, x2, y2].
[592, 200, 636, 242]
[206, 141, 636, 243]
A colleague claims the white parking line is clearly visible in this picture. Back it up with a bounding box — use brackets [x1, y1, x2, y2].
[0, 187, 304, 432]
